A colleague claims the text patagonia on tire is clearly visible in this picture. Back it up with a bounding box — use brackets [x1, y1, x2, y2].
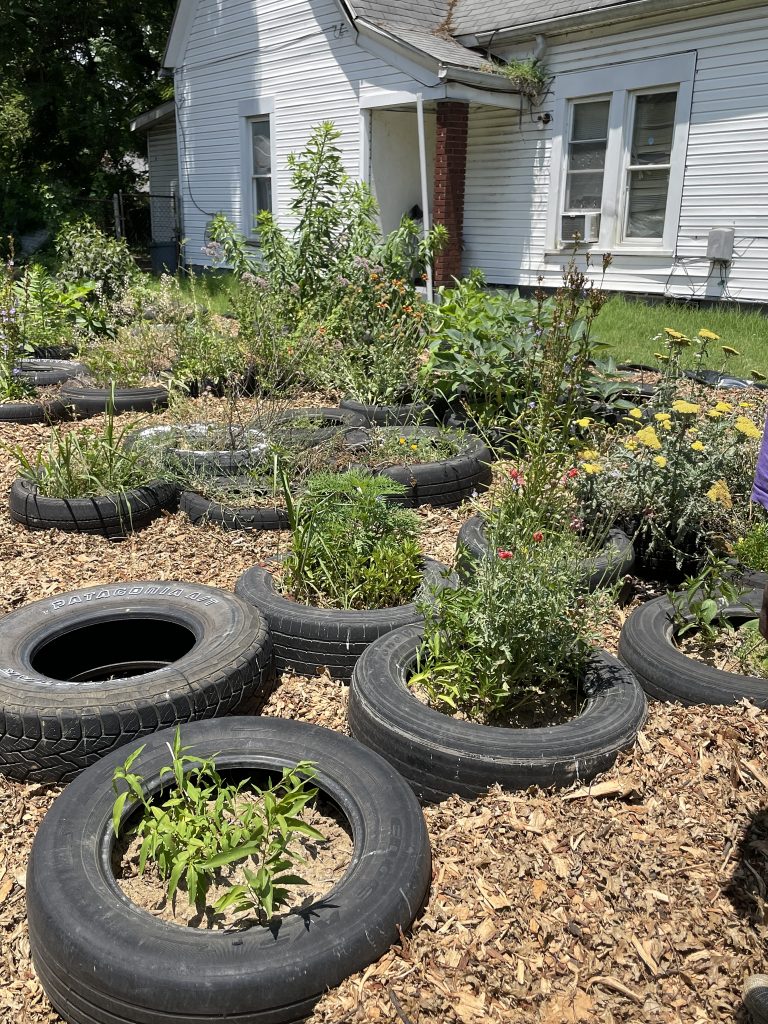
[0, 581, 273, 782]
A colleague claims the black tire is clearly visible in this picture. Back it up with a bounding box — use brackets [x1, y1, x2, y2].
[455, 514, 635, 590]
[618, 588, 768, 706]
[128, 424, 268, 475]
[0, 399, 68, 424]
[181, 482, 288, 531]
[17, 359, 89, 387]
[27, 717, 431, 1024]
[743, 976, 768, 1024]
[273, 406, 367, 447]
[29, 344, 76, 360]
[0, 583, 273, 783]
[340, 396, 438, 426]
[348, 427, 493, 508]
[348, 626, 648, 802]
[9, 478, 177, 537]
[61, 383, 169, 416]
[235, 558, 453, 679]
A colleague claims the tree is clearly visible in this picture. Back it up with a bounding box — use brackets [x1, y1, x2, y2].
[0, 0, 176, 233]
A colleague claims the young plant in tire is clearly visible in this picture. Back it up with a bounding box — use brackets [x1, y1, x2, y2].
[280, 467, 424, 610]
[413, 510, 610, 726]
[667, 557, 741, 646]
[9, 397, 158, 499]
[112, 728, 324, 922]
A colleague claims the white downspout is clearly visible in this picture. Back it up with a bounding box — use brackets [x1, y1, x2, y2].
[533, 33, 547, 61]
[415, 92, 434, 303]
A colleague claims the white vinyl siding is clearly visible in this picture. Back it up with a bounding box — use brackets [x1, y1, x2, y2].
[463, 2, 768, 302]
[146, 121, 179, 243]
[173, 0, 425, 265]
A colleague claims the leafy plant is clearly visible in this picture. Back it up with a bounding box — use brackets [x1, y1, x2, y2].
[734, 619, 768, 678]
[414, 511, 607, 724]
[112, 729, 323, 922]
[10, 397, 155, 498]
[55, 218, 138, 299]
[735, 521, 768, 571]
[280, 468, 424, 610]
[208, 123, 445, 405]
[668, 558, 741, 642]
[488, 58, 548, 98]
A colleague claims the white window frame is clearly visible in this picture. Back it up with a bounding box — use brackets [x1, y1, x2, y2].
[546, 54, 696, 256]
[238, 97, 277, 241]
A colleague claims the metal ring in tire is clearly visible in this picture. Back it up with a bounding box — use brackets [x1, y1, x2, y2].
[348, 625, 648, 802]
[27, 717, 431, 1023]
[0, 582, 273, 782]
[618, 588, 768, 706]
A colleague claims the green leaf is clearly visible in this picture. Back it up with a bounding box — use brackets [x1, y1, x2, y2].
[112, 790, 129, 837]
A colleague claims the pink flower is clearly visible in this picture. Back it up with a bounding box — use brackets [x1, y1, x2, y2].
[533, 531, 544, 543]
[497, 549, 513, 560]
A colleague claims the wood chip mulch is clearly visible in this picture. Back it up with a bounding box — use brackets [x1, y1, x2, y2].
[0, 402, 766, 1024]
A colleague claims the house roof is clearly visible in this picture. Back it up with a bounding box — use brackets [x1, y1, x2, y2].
[346, 0, 720, 69]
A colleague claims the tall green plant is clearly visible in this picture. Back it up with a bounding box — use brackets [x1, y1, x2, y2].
[112, 729, 323, 922]
[281, 468, 423, 610]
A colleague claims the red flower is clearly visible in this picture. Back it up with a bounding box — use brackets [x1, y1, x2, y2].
[497, 549, 513, 560]
[567, 468, 579, 479]
[532, 531, 544, 543]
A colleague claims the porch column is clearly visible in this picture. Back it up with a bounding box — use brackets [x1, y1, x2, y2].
[433, 100, 469, 286]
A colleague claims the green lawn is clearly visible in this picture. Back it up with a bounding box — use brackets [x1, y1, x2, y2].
[143, 270, 233, 316]
[592, 294, 768, 379]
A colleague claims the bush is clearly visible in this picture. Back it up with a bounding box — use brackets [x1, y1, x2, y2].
[414, 509, 607, 725]
[281, 469, 423, 610]
[55, 218, 137, 299]
[572, 396, 761, 565]
[735, 520, 768, 571]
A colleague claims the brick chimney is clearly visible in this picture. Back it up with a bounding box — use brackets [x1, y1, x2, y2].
[433, 101, 469, 286]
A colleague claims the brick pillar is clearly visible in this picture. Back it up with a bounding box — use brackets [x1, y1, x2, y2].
[433, 101, 469, 286]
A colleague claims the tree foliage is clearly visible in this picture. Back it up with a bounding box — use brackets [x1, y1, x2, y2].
[0, 0, 176, 232]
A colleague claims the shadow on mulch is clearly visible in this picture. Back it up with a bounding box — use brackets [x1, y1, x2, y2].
[726, 806, 768, 1023]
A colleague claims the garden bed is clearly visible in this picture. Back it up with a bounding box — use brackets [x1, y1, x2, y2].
[0, 397, 767, 1024]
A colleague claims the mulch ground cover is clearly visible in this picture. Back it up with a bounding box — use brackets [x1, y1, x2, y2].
[0, 398, 766, 1024]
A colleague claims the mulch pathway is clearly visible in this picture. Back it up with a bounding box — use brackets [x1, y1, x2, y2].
[0, 399, 766, 1024]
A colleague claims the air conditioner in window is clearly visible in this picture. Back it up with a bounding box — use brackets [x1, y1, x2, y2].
[561, 213, 601, 244]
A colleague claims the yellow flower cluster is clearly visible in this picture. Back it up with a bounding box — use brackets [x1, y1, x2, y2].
[578, 449, 600, 461]
[628, 408, 643, 420]
[671, 400, 700, 415]
[582, 462, 603, 475]
[706, 479, 733, 509]
[735, 415, 762, 439]
[698, 329, 720, 341]
[635, 425, 662, 450]
[653, 455, 667, 468]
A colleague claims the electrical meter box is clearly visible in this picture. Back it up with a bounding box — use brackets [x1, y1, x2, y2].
[706, 227, 734, 262]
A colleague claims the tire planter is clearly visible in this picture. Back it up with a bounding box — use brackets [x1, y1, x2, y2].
[347, 427, 493, 508]
[273, 406, 367, 447]
[181, 479, 289, 532]
[60, 383, 169, 416]
[17, 358, 89, 387]
[0, 582, 273, 783]
[744, 975, 768, 1024]
[348, 626, 648, 802]
[9, 477, 177, 537]
[455, 514, 635, 591]
[617, 588, 768, 706]
[27, 717, 431, 1024]
[340, 396, 438, 426]
[0, 398, 68, 424]
[235, 558, 453, 680]
[128, 423, 268, 475]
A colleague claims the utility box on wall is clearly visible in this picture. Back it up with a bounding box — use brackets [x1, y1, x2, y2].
[706, 227, 735, 262]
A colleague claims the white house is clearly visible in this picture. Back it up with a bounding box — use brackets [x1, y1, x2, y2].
[141, 0, 768, 302]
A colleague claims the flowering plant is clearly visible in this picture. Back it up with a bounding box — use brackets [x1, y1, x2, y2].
[414, 509, 608, 724]
[572, 395, 762, 566]
[0, 246, 35, 402]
